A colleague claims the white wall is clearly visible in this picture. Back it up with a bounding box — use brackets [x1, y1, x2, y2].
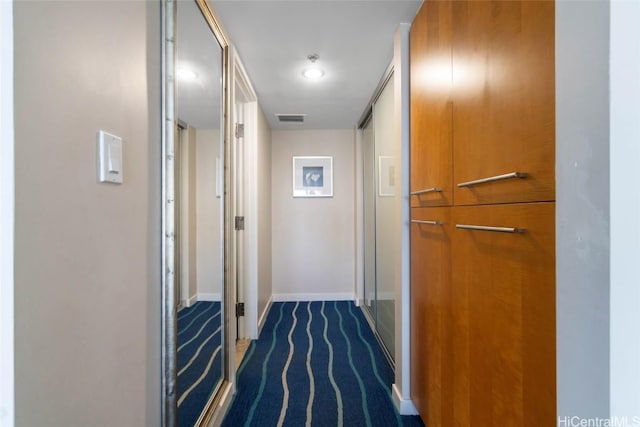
[196, 128, 223, 300]
[0, 2, 14, 426]
[13, 2, 161, 426]
[271, 129, 356, 300]
[391, 23, 415, 415]
[257, 105, 273, 320]
[610, 0, 640, 418]
[556, 0, 610, 420]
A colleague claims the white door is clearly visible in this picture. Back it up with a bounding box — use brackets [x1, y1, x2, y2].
[234, 101, 245, 339]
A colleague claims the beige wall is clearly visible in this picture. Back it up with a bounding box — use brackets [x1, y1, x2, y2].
[196, 129, 223, 300]
[271, 129, 356, 300]
[257, 105, 272, 319]
[180, 127, 198, 305]
[13, 1, 161, 426]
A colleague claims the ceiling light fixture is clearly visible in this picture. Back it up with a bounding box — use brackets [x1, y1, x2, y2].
[303, 68, 324, 79]
[302, 53, 324, 80]
[177, 68, 198, 81]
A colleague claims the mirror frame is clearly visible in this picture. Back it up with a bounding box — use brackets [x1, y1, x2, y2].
[161, 0, 231, 425]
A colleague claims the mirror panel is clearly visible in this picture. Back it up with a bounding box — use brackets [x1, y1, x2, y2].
[362, 117, 377, 323]
[166, 0, 226, 425]
[360, 71, 396, 361]
[373, 74, 396, 357]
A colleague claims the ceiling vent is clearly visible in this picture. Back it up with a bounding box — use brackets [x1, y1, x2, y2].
[276, 114, 306, 123]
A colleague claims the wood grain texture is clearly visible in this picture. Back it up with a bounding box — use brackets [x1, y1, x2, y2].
[451, 202, 556, 427]
[410, 0, 453, 207]
[410, 207, 453, 426]
[452, 0, 555, 205]
[409, 2, 556, 426]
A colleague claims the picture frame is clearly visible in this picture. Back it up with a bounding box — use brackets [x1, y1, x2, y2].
[378, 155, 395, 197]
[292, 156, 333, 198]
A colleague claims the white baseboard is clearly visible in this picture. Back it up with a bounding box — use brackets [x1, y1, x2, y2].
[392, 383, 418, 415]
[183, 293, 221, 308]
[272, 292, 356, 302]
[187, 294, 198, 307]
[198, 293, 222, 302]
[257, 296, 273, 338]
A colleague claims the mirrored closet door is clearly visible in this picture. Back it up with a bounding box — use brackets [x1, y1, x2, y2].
[361, 70, 396, 361]
[163, 0, 228, 425]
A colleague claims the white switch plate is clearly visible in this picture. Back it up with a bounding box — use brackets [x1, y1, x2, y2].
[97, 130, 123, 184]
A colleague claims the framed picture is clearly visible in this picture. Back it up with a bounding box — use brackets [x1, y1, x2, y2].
[378, 155, 395, 197]
[292, 156, 333, 197]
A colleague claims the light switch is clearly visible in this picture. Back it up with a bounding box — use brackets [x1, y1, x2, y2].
[97, 130, 123, 184]
[108, 142, 122, 173]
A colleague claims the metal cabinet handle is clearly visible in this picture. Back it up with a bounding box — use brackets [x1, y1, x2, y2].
[410, 187, 443, 196]
[411, 220, 443, 225]
[456, 224, 526, 234]
[457, 172, 527, 188]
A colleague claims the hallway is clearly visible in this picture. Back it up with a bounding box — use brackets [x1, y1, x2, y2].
[3, 1, 640, 427]
[222, 301, 423, 427]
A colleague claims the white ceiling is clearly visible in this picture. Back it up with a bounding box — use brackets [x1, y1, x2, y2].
[211, 0, 422, 130]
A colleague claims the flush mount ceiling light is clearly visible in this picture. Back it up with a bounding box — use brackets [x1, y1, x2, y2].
[177, 67, 198, 81]
[303, 68, 324, 79]
[302, 53, 324, 80]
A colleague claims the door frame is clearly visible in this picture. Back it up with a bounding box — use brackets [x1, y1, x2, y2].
[160, 0, 232, 425]
[229, 48, 260, 341]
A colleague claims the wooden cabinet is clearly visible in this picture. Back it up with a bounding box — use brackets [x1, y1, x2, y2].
[410, 203, 556, 427]
[451, 203, 556, 427]
[409, 0, 556, 425]
[410, 207, 452, 426]
[410, 0, 453, 208]
[452, 1, 555, 206]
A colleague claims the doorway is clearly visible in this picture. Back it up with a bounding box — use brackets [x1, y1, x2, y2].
[234, 99, 246, 340]
[230, 51, 261, 347]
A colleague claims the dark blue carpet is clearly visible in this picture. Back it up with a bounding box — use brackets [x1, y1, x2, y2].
[222, 301, 424, 427]
[177, 301, 222, 427]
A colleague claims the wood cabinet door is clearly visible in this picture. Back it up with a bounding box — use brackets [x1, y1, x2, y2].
[410, 207, 453, 426]
[410, 0, 453, 208]
[452, 1, 555, 206]
[451, 202, 556, 427]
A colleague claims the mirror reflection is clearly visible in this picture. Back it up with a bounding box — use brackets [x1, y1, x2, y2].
[362, 71, 396, 360]
[175, 1, 224, 425]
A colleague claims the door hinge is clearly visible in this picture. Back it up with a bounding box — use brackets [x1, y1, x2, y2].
[235, 123, 245, 139]
[235, 216, 245, 231]
[236, 302, 245, 317]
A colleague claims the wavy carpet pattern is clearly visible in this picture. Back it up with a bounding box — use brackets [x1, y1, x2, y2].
[222, 301, 424, 427]
[177, 301, 223, 427]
